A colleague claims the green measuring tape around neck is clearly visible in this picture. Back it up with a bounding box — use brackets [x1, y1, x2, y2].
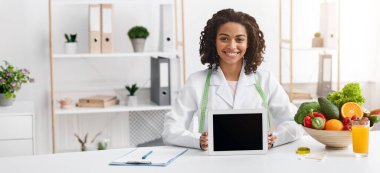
[198, 69, 212, 133]
[198, 69, 272, 133]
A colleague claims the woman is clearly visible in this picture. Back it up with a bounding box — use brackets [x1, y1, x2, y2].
[162, 8, 303, 150]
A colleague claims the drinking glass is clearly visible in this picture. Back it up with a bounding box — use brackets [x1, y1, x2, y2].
[351, 119, 370, 157]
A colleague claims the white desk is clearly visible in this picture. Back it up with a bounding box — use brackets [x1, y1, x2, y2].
[0, 131, 379, 173]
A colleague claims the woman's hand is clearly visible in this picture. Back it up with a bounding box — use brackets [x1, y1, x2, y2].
[200, 132, 208, 151]
[268, 132, 277, 149]
[200, 131, 275, 150]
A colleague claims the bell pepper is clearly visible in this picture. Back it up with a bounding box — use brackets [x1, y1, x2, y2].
[303, 111, 326, 129]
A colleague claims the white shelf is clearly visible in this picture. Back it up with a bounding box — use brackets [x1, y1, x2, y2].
[53, 52, 178, 59]
[55, 102, 171, 115]
[280, 46, 337, 52]
[52, 0, 173, 5]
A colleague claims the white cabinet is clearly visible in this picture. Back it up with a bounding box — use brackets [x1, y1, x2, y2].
[49, 0, 181, 152]
[0, 101, 35, 157]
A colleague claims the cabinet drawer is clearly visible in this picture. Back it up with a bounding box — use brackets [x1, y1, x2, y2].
[0, 139, 33, 157]
[0, 116, 33, 140]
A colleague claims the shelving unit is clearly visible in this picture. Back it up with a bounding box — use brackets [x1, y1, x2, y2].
[279, 0, 341, 102]
[55, 104, 171, 115]
[53, 52, 178, 59]
[48, 0, 181, 153]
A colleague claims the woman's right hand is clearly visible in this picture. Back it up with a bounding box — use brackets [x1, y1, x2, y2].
[200, 132, 208, 151]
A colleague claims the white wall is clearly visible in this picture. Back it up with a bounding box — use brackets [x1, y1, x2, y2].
[0, 0, 51, 154]
[340, 0, 379, 83]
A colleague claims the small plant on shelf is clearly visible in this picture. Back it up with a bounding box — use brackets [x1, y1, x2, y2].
[125, 83, 139, 106]
[65, 33, 77, 43]
[127, 26, 149, 39]
[127, 26, 149, 52]
[125, 83, 139, 96]
[64, 33, 78, 54]
[74, 132, 102, 151]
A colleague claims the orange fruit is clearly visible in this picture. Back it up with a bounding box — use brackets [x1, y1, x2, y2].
[341, 102, 363, 119]
[325, 119, 344, 131]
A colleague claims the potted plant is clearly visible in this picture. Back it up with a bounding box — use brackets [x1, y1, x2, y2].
[0, 61, 34, 106]
[64, 33, 78, 54]
[312, 32, 323, 48]
[125, 83, 139, 106]
[127, 26, 149, 52]
[74, 132, 102, 152]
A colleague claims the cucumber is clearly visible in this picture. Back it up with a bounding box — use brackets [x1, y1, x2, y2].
[369, 116, 380, 127]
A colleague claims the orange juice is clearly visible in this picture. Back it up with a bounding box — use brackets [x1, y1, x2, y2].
[352, 124, 369, 155]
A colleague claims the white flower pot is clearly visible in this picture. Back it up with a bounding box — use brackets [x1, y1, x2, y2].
[131, 38, 146, 52]
[65, 42, 78, 54]
[0, 94, 15, 106]
[126, 95, 138, 106]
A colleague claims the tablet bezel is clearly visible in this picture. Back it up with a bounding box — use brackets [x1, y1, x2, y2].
[208, 109, 268, 155]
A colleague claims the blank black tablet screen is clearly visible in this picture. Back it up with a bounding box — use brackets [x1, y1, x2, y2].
[213, 113, 263, 151]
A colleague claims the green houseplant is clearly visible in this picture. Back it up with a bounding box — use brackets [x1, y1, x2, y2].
[65, 33, 77, 43]
[0, 61, 34, 106]
[127, 26, 149, 52]
[64, 33, 78, 54]
[125, 83, 139, 106]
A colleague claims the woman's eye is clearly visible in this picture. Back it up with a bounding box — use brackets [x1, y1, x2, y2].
[236, 38, 245, 42]
[220, 37, 228, 41]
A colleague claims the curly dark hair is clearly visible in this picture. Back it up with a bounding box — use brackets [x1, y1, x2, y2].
[199, 8, 266, 74]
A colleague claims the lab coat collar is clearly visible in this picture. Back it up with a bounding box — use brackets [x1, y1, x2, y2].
[210, 64, 256, 107]
[209, 64, 256, 86]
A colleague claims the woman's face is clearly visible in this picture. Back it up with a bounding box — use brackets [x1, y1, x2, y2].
[216, 22, 248, 67]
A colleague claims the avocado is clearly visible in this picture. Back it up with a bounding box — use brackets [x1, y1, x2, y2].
[318, 97, 340, 120]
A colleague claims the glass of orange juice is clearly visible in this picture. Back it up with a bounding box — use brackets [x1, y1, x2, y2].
[351, 119, 370, 157]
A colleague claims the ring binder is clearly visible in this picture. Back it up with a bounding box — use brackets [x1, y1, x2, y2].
[151, 57, 171, 106]
[101, 4, 113, 53]
[89, 4, 101, 53]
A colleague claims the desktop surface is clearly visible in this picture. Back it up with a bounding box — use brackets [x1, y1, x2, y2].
[1, 131, 379, 173]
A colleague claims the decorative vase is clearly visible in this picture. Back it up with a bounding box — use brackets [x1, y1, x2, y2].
[80, 144, 87, 152]
[131, 38, 146, 52]
[65, 42, 78, 54]
[127, 95, 138, 106]
[312, 37, 324, 48]
[0, 93, 15, 106]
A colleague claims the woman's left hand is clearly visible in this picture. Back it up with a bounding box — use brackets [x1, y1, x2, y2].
[268, 132, 277, 149]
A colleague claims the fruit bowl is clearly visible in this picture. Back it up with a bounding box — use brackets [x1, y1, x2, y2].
[303, 126, 352, 149]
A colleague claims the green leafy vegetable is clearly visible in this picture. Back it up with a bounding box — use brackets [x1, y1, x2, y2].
[327, 82, 365, 109]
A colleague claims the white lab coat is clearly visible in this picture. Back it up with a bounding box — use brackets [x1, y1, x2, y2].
[162, 66, 303, 149]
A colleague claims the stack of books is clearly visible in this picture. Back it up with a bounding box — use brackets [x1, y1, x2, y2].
[77, 95, 119, 108]
[291, 90, 312, 100]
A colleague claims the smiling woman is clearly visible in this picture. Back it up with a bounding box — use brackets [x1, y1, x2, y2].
[162, 8, 302, 151]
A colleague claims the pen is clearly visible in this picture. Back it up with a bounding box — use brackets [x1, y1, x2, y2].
[141, 150, 153, 160]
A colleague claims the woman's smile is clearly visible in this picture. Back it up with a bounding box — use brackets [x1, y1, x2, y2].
[222, 50, 241, 58]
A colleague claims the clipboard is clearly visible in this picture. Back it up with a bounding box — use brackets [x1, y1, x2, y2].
[109, 148, 188, 167]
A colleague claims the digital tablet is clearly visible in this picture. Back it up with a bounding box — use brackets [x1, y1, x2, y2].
[208, 109, 268, 155]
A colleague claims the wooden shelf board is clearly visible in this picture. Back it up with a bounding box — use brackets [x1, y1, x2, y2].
[53, 52, 177, 59]
[52, 0, 173, 5]
[55, 103, 171, 115]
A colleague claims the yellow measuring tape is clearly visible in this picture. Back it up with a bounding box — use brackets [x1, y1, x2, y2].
[296, 147, 310, 155]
